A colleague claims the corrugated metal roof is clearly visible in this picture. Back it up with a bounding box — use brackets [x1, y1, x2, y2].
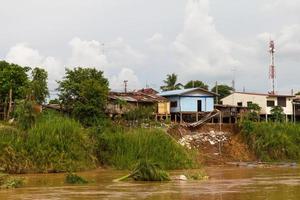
[158, 88, 217, 97]
[108, 91, 168, 103]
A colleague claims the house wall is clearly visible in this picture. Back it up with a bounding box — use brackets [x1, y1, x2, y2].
[221, 93, 293, 115]
[180, 96, 214, 112]
[168, 96, 181, 113]
[158, 102, 170, 115]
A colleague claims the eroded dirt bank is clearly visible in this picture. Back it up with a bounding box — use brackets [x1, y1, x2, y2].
[168, 124, 256, 165]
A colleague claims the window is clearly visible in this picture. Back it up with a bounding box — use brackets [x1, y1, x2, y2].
[237, 102, 243, 107]
[247, 101, 253, 107]
[267, 100, 275, 107]
[170, 101, 178, 108]
[277, 97, 286, 107]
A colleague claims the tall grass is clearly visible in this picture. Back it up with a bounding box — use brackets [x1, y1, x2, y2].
[0, 112, 96, 173]
[93, 126, 197, 170]
[240, 120, 300, 161]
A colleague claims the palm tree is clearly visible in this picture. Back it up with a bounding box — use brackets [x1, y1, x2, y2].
[184, 80, 208, 90]
[160, 73, 182, 91]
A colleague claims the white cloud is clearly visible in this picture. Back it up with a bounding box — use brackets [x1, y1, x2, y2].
[6, 43, 43, 66]
[110, 68, 140, 91]
[173, 0, 239, 80]
[68, 37, 108, 69]
[5, 43, 63, 90]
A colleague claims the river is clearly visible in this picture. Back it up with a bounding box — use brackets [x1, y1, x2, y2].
[0, 166, 300, 200]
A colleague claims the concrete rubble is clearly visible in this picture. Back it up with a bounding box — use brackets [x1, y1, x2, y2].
[178, 130, 230, 149]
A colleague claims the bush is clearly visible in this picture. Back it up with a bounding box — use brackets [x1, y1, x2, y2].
[93, 127, 196, 170]
[0, 112, 96, 173]
[26, 112, 96, 172]
[65, 173, 88, 184]
[13, 100, 39, 130]
[124, 106, 154, 122]
[116, 159, 170, 182]
[240, 120, 300, 161]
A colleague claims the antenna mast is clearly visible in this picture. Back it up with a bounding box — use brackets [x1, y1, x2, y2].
[269, 40, 276, 94]
[124, 80, 128, 93]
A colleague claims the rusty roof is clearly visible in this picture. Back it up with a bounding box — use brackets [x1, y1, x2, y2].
[108, 91, 168, 103]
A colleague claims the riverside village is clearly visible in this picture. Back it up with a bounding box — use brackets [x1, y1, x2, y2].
[1, 1, 300, 200]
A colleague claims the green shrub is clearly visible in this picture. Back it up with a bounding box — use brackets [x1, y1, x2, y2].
[116, 159, 170, 182]
[65, 173, 88, 184]
[0, 112, 96, 173]
[240, 120, 300, 161]
[26, 112, 96, 172]
[93, 127, 196, 170]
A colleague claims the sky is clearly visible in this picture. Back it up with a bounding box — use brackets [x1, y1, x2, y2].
[0, 0, 300, 96]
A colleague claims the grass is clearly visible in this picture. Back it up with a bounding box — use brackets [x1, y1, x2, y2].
[0, 111, 96, 173]
[65, 173, 89, 184]
[92, 125, 197, 170]
[115, 159, 170, 182]
[0, 173, 24, 189]
[240, 120, 300, 161]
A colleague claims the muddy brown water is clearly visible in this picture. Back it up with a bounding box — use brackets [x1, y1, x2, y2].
[0, 166, 300, 200]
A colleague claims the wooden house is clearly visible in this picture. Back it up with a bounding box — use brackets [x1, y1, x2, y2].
[158, 88, 218, 122]
[106, 91, 170, 119]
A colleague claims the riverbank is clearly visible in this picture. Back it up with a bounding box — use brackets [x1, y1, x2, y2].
[0, 111, 197, 174]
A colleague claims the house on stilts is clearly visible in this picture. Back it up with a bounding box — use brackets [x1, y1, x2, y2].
[158, 88, 218, 123]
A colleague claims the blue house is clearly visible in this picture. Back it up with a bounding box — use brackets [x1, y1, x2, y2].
[158, 88, 217, 122]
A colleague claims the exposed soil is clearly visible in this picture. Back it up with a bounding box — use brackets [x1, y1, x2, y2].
[168, 123, 256, 165]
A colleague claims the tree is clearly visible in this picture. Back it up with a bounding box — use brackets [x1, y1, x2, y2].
[0, 61, 30, 102]
[184, 80, 208, 90]
[296, 91, 300, 95]
[247, 103, 261, 122]
[211, 84, 233, 103]
[30, 67, 49, 104]
[58, 67, 109, 126]
[270, 106, 285, 122]
[160, 73, 182, 91]
[0, 61, 30, 119]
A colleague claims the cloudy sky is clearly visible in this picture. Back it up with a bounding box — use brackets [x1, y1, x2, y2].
[1, 0, 299, 96]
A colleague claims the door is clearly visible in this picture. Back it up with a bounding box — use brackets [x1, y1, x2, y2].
[197, 100, 202, 112]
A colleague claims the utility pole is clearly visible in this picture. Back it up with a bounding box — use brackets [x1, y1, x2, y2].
[124, 80, 128, 93]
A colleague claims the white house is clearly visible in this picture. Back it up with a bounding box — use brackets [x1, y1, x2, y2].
[221, 92, 295, 121]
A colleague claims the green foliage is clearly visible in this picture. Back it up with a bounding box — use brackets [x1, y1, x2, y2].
[270, 106, 285, 122]
[0, 112, 96, 173]
[30, 68, 49, 104]
[116, 159, 170, 182]
[48, 99, 60, 104]
[211, 84, 233, 103]
[124, 106, 154, 122]
[184, 80, 208, 90]
[160, 73, 182, 91]
[240, 121, 300, 161]
[0, 173, 24, 189]
[184, 170, 209, 180]
[246, 103, 261, 122]
[14, 100, 39, 130]
[0, 61, 30, 102]
[58, 67, 109, 126]
[93, 127, 196, 170]
[26, 111, 96, 172]
[65, 173, 88, 184]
